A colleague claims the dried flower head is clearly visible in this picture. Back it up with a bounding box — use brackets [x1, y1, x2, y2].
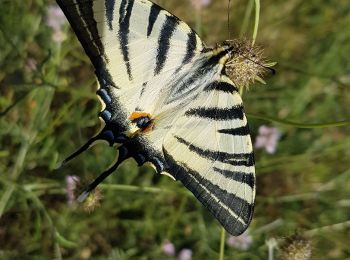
[223, 39, 275, 89]
[279, 235, 312, 260]
[82, 188, 102, 212]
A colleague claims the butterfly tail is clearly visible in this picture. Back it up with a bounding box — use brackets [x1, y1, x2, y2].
[77, 145, 130, 202]
[56, 128, 119, 169]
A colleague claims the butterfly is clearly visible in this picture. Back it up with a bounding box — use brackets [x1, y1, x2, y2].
[57, 0, 257, 236]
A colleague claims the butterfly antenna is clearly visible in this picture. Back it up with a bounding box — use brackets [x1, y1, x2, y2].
[227, 0, 232, 39]
[77, 145, 130, 202]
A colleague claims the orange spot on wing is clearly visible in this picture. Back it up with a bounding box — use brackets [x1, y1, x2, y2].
[129, 111, 151, 121]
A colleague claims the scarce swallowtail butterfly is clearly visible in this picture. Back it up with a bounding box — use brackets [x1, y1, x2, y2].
[57, 0, 257, 236]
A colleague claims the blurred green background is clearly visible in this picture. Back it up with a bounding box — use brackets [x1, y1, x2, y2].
[0, 0, 349, 259]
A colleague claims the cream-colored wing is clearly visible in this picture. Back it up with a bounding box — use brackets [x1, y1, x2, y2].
[160, 76, 255, 235]
[57, 0, 205, 137]
[57, 0, 203, 89]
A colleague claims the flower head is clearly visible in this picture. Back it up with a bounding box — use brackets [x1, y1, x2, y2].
[162, 240, 176, 257]
[82, 188, 102, 212]
[65, 175, 79, 206]
[190, 0, 211, 11]
[46, 5, 66, 31]
[224, 39, 274, 89]
[177, 248, 192, 260]
[46, 5, 67, 43]
[280, 235, 312, 260]
[227, 230, 253, 250]
[255, 125, 281, 154]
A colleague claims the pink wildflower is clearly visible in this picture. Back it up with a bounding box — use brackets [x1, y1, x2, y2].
[162, 240, 176, 257]
[66, 175, 79, 206]
[254, 125, 281, 154]
[227, 230, 253, 250]
[190, 0, 211, 10]
[177, 248, 192, 260]
[46, 5, 67, 43]
[46, 5, 66, 31]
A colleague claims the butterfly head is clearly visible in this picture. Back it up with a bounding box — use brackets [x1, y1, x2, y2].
[220, 39, 274, 89]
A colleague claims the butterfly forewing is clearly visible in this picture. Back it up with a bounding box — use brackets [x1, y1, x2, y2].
[57, 0, 256, 235]
[57, 0, 203, 88]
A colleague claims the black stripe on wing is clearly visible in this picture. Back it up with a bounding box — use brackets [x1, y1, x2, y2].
[106, 0, 116, 30]
[119, 0, 134, 81]
[182, 30, 198, 65]
[154, 15, 179, 75]
[218, 125, 250, 136]
[170, 62, 217, 100]
[174, 50, 234, 96]
[163, 149, 253, 236]
[204, 81, 239, 93]
[174, 136, 254, 167]
[185, 106, 245, 120]
[213, 167, 255, 189]
[147, 4, 161, 37]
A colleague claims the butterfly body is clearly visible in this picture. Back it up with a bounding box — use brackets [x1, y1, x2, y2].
[57, 0, 256, 235]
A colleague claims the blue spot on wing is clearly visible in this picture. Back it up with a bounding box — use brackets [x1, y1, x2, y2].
[97, 89, 112, 104]
[100, 130, 115, 146]
[100, 110, 112, 121]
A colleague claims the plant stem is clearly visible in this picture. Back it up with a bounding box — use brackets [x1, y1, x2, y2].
[247, 113, 350, 128]
[0, 140, 31, 216]
[195, 10, 202, 36]
[240, 0, 254, 37]
[218, 227, 225, 260]
[252, 0, 260, 45]
[304, 220, 350, 237]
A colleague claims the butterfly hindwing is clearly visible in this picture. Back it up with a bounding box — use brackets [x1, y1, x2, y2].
[161, 76, 255, 235]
